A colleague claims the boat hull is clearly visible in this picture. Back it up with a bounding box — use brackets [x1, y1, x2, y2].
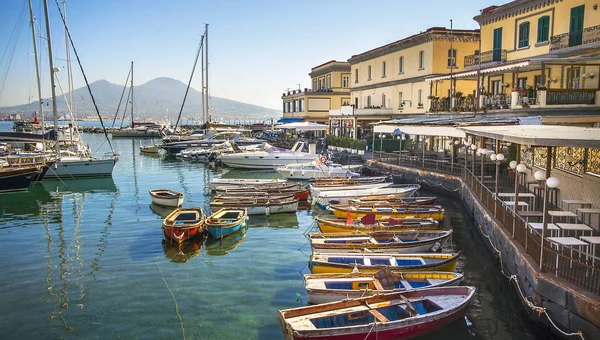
[330, 207, 445, 221]
[140, 145, 160, 153]
[310, 253, 460, 274]
[150, 195, 184, 207]
[210, 201, 298, 215]
[219, 154, 320, 170]
[206, 220, 246, 238]
[112, 130, 160, 138]
[0, 166, 40, 193]
[309, 231, 451, 254]
[44, 158, 116, 179]
[316, 218, 439, 234]
[163, 225, 203, 243]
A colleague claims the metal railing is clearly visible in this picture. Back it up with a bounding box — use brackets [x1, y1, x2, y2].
[464, 49, 507, 68]
[374, 151, 600, 295]
[547, 89, 596, 105]
[550, 25, 600, 51]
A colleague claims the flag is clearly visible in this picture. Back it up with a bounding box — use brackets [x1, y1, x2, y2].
[346, 211, 353, 225]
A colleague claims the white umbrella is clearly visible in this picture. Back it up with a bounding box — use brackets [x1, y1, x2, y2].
[276, 122, 327, 131]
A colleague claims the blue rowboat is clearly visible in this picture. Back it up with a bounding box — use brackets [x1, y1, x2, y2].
[206, 208, 248, 238]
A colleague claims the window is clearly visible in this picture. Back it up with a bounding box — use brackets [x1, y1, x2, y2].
[517, 77, 527, 89]
[367, 65, 372, 80]
[418, 90, 423, 106]
[399, 57, 404, 74]
[566, 67, 581, 89]
[283, 102, 286, 113]
[447, 49, 457, 67]
[534, 75, 542, 89]
[293, 100, 297, 112]
[398, 92, 403, 107]
[492, 80, 501, 95]
[326, 75, 331, 89]
[537, 16, 550, 43]
[354, 69, 358, 83]
[381, 94, 386, 108]
[366, 95, 371, 108]
[313, 79, 317, 91]
[318, 79, 323, 89]
[418, 51, 425, 70]
[382, 61, 387, 77]
[518, 22, 530, 48]
[354, 97, 358, 108]
[298, 99, 304, 112]
[342, 76, 349, 88]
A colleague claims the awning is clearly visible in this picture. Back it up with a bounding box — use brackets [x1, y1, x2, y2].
[426, 70, 477, 82]
[277, 117, 303, 124]
[276, 122, 327, 131]
[460, 125, 600, 148]
[373, 125, 466, 138]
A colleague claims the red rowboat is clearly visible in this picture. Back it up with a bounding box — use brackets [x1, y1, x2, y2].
[162, 207, 206, 243]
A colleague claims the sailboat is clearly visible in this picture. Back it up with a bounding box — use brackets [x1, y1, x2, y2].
[41, 0, 117, 179]
[111, 62, 164, 138]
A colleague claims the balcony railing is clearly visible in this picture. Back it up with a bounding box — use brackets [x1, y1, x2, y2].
[373, 151, 600, 295]
[546, 89, 596, 105]
[483, 95, 511, 108]
[550, 25, 600, 51]
[464, 49, 507, 68]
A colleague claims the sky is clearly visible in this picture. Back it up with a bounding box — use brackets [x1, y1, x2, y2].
[0, 0, 500, 111]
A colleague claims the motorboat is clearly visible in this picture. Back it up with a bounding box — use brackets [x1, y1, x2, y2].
[218, 141, 319, 170]
[160, 131, 265, 154]
[276, 161, 360, 180]
[177, 142, 262, 162]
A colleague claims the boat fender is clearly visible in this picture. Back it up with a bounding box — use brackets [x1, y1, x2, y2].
[265, 206, 270, 216]
[430, 242, 442, 253]
[301, 169, 305, 176]
[290, 169, 294, 176]
[320, 156, 327, 163]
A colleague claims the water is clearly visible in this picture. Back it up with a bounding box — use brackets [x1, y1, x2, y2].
[0, 121, 550, 339]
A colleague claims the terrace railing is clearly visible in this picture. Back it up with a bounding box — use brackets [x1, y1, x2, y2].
[374, 151, 600, 295]
[464, 49, 507, 68]
[546, 89, 596, 105]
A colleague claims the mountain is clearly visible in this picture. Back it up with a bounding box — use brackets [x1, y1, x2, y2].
[0, 77, 280, 121]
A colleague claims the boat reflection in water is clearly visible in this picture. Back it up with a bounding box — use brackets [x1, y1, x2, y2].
[205, 225, 248, 256]
[247, 213, 300, 229]
[162, 233, 207, 263]
[39, 178, 117, 194]
[149, 203, 176, 218]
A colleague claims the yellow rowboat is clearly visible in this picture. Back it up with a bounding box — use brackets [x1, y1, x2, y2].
[304, 268, 464, 304]
[316, 217, 439, 233]
[329, 204, 445, 221]
[308, 230, 452, 254]
[309, 252, 460, 274]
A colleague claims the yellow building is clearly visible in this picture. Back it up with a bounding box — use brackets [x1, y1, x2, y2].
[280, 60, 351, 124]
[331, 27, 479, 137]
[429, 0, 600, 123]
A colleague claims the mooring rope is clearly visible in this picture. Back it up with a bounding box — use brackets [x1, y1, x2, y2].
[155, 261, 186, 340]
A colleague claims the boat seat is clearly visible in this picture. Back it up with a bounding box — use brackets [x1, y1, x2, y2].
[368, 309, 389, 323]
[400, 279, 412, 289]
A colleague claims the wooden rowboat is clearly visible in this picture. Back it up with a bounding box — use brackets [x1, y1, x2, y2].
[316, 217, 439, 234]
[210, 198, 298, 215]
[353, 195, 436, 206]
[205, 208, 248, 238]
[329, 204, 445, 221]
[304, 268, 464, 304]
[214, 189, 310, 201]
[278, 286, 476, 340]
[149, 189, 184, 207]
[309, 230, 452, 254]
[209, 177, 287, 191]
[309, 252, 460, 274]
[311, 176, 389, 186]
[162, 207, 206, 243]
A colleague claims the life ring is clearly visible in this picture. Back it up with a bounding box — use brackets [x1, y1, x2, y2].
[320, 156, 327, 163]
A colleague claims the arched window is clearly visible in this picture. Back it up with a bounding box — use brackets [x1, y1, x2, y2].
[537, 16, 550, 43]
[518, 22, 530, 48]
[447, 49, 457, 67]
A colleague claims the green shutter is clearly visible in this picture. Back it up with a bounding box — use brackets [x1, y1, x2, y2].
[519, 22, 530, 48]
[569, 5, 585, 47]
[537, 16, 549, 43]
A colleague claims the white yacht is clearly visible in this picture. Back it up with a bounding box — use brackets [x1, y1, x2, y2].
[160, 131, 265, 154]
[218, 141, 319, 170]
[276, 161, 360, 180]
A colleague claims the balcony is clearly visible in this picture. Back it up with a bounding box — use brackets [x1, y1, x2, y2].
[353, 107, 393, 116]
[546, 89, 596, 105]
[464, 49, 507, 68]
[550, 25, 600, 52]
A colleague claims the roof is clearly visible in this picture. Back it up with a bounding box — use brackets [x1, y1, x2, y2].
[373, 115, 522, 126]
[459, 125, 600, 148]
[373, 125, 466, 138]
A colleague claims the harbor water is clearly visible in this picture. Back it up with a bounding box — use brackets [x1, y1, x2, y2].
[0, 122, 552, 339]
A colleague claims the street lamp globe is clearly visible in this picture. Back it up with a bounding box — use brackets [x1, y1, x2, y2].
[496, 153, 505, 161]
[454, 140, 460, 145]
[516, 163, 527, 173]
[470, 144, 477, 151]
[534, 170, 546, 181]
[490, 154, 497, 161]
[546, 177, 560, 188]
[509, 160, 517, 169]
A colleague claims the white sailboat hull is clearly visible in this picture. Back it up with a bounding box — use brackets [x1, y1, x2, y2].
[112, 129, 160, 138]
[219, 153, 320, 170]
[44, 158, 116, 179]
[311, 185, 420, 208]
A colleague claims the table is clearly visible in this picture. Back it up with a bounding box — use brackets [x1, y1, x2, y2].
[518, 211, 544, 222]
[528, 222, 560, 237]
[548, 210, 578, 223]
[576, 208, 600, 228]
[504, 201, 529, 211]
[555, 223, 594, 237]
[499, 192, 536, 209]
[580, 236, 600, 265]
[561, 199, 591, 212]
[547, 237, 589, 275]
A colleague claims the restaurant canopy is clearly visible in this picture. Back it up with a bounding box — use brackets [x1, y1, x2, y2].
[373, 124, 466, 138]
[276, 122, 327, 131]
[460, 125, 600, 148]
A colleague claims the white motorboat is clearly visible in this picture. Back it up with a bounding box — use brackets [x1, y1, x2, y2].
[160, 131, 265, 153]
[149, 189, 184, 207]
[177, 142, 262, 161]
[218, 141, 319, 170]
[140, 144, 160, 154]
[44, 153, 117, 179]
[311, 184, 421, 208]
[209, 177, 288, 191]
[275, 161, 360, 180]
[111, 125, 162, 138]
[308, 182, 393, 198]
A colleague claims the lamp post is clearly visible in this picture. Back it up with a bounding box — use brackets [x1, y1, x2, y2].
[464, 140, 471, 168]
[540, 176, 559, 267]
[396, 135, 403, 164]
[378, 134, 386, 152]
[479, 148, 489, 183]
[491, 152, 504, 217]
[470, 144, 477, 173]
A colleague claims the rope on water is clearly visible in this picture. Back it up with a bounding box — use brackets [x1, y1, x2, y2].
[156, 261, 186, 340]
[476, 224, 585, 339]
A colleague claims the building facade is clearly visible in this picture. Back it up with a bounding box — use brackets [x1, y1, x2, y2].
[429, 0, 600, 124]
[330, 28, 480, 138]
[280, 61, 351, 124]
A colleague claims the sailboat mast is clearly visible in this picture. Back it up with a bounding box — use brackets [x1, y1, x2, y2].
[43, 0, 60, 155]
[200, 34, 204, 126]
[205, 23, 209, 123]
[63, 0, 75, 121]
[130, 61, 134, 128]
[28, 0, 44, 136]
